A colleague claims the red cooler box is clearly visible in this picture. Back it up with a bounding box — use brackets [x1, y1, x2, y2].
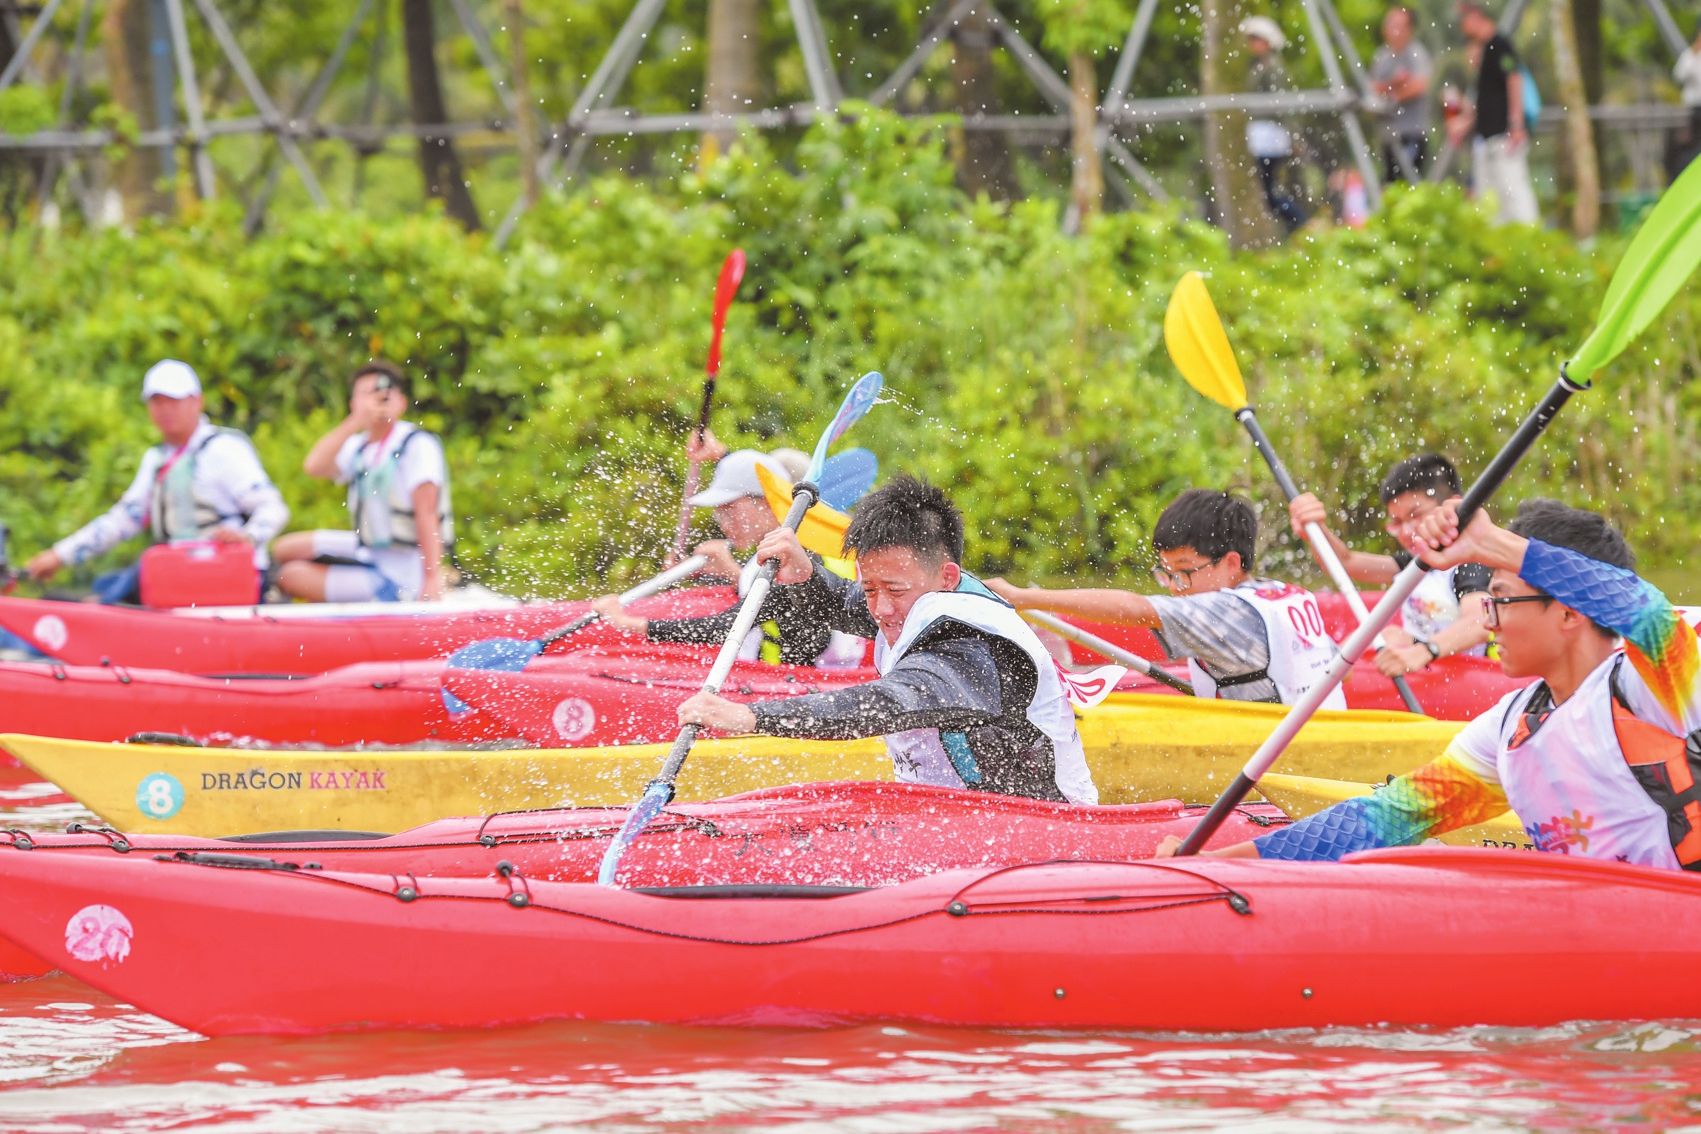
[139, 541, 261, 608]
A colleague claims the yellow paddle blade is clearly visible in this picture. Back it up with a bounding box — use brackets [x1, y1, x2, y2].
[1164, 271, 1249, 412]
[756, 463, 854, 560]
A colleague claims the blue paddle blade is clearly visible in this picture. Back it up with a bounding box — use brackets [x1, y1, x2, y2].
[818, 448, 878, 511]
[441, 688, 475, 715]
[445, 637, 544, 672]
[597, 782, 672, 886]
[805, 372, 883, 483]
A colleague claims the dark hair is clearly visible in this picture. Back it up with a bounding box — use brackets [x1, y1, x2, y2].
[842, 474, 964, 566]
[1152, 489, 1257, 567]
[1379, 453, 1462, 506]
[1507, 500, 1635, 637]
[352, 359, 405, 394]
[1507, 499, 1635, 571]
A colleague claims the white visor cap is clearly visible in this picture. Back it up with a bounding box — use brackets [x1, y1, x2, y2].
[1239, 15, 1286, 49]
[688, 449, 792, 507]
[141, 359, 203, 401]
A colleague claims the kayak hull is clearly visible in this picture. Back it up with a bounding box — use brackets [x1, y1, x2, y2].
[0, 589, 738, 675]
[2, 845, 1697, 1034]
[1, 699, 1463, 834]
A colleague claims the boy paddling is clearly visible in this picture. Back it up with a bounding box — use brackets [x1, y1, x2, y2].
[989, 489, 1346, 708]
[1289, 454, 1491, 679]
[1164, 499, 1701, 871]
[676, 475, 1103, 804]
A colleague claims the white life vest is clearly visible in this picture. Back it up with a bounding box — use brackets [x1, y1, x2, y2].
[873, 577, 1102, 804]
[1491, 656, 1688, 870]
[150, 426, 250, 543]
[1402, 565, 1488, 657]
[349, 422, 454, 549]
[1187, 580, 1348, 710]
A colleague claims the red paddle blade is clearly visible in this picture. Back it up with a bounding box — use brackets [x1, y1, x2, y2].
[705, 248, 746, 377]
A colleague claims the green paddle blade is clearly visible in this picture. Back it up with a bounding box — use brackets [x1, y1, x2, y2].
[1570, 157, 1701, 383]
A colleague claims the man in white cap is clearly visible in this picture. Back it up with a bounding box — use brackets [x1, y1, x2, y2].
[25, 359, 289, 603]
[592, 429, 863, 667]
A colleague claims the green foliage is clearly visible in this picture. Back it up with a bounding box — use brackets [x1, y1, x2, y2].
[3, 110, 1698, 600]
[0, 85, 56, 136]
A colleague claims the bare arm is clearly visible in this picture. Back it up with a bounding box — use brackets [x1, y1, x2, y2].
[984, 580, 1160, 627]
[1289, 493, 1400, 585]
[412, 482, 444, 601]
[303, 418, 366, 480]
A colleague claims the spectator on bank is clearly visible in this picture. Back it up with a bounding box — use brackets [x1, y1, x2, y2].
[1370, 6, 1434, 181]
[1667, 26, 1701, 177]
[1449, 0, 1538, 224]
[1241, 16, 1309, 233]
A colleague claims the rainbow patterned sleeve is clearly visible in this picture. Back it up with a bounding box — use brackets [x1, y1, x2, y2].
[1520, 539, 1701, 727]
[1252, 749, 1509, 861]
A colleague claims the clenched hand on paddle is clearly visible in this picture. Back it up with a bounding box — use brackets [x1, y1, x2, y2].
[597, 372, 885, 886]
[1172, 153, 1701, 856]
[1164, 271, 1426, 716]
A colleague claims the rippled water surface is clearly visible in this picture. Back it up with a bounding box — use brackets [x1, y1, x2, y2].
[5, 777, 1701, 1132]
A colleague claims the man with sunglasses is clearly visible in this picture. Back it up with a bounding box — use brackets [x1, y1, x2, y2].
[1160, 498, 1701, 872]
[1288, 454, 1492, 679]
[989, 488, 1346, 708]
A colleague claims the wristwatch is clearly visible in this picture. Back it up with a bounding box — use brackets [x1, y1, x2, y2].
[1421, 640, 1442, 662]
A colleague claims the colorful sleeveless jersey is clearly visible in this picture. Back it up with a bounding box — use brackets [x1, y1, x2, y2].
[1255, 539, 1701, 870]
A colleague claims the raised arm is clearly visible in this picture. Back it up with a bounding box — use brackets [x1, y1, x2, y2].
[1289, 492, 1399, 585]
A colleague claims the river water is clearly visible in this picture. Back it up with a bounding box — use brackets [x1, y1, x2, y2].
[4, 778, 1701, 1131]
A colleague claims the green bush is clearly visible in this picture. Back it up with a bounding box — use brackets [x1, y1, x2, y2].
[3, 108, 1696, 599]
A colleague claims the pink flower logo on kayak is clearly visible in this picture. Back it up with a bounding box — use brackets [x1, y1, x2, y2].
[64, 904, 133, 966]
[32, 615, 68, 653]
[552, 697, 597, 742]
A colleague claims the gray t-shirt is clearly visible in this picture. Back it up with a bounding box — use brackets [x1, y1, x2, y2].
[1147, 590, 1279, 704]
[1370, 42, 1433, 136]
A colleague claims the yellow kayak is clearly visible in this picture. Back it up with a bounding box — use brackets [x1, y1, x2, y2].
[0, 694, 1462, 836]
[1257, 772, 1532, 849]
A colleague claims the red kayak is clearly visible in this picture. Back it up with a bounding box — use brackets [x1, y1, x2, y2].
[0, 648, 877, 750]
[0, 589, 737, 675]
[2, 833, 1695, 1031]
[0, 781, 1284, 978]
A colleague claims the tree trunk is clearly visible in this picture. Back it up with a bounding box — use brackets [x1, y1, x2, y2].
[1572, 0, 1602, 105]
[1068, 50, 1103, 226]
[701, 0, 761, 163]
[505, 0, 539, 209]
[402, 0, 481, 230]
[949, 5, 1016, 199]
[1199, 0, 1275, 246]
[1550, 0, 1598, 236]
[102, 0, 174, 218]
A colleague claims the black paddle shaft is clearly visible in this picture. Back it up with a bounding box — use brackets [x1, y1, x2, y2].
[1176, 373, 1583, 856]
[1235, 408, 1425, 716]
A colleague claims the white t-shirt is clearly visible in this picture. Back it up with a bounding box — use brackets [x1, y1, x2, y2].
[330, 422, 447, 586]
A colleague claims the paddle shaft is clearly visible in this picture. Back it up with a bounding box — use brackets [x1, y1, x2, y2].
[1235, 409, 1425, 716]
[598, 484, 818, 885]
[536, 555, 709, 650]
[672, 384, 719, 562]
[1177, 373, 1585, 855]
[1020, 609, 1195, 695]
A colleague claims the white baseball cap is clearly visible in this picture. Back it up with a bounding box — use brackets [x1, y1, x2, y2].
[141, 359, 202, 401]
[689, 450, 792, 508]
[1239, 15, 1286, 49]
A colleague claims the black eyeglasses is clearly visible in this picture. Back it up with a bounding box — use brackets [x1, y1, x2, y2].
[1481, 593, 1551, 629]
[1153, 560, 1220, 590]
